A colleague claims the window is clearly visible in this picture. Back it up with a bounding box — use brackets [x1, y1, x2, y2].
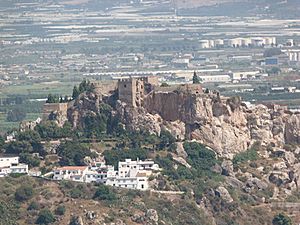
[124, 84, 127, 88]
[141, 184, 144, 189]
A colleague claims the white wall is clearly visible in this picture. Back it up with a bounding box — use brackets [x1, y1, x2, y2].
[0, 157, 19, 168]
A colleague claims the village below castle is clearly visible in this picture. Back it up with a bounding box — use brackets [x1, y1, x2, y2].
[0, 154, 159, 191]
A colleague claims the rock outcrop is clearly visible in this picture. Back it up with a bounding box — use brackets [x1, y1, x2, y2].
[67, 87, 300, 159]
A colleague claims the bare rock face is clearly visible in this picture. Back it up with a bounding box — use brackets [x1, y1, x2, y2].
[163, 121, 186, 140]
[191, 121, 250, 158]
[175, 142, 188, 158]
[68, 92, 102, 128]
[116, 101, 162, 135]
[67, 88, 300, 159]
[285, 114, 300, 144]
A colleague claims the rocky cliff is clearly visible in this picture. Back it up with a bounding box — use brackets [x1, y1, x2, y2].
[67, 87, 300, 159]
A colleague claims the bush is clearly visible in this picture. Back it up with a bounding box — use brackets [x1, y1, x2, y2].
[158, 130, 176, 150]
[15, 186, 34, 202]
[272, 213, 292, 225]
[184, 142, 218, 171]
[36, 209, 55, 224]
[55, 205, 66, 215]
[93, 185, 116, 201]
[28, 201, 40, 211]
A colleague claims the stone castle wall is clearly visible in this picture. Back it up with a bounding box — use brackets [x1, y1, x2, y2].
[93, 80, 118, 96]
[42, 103, 68, 121]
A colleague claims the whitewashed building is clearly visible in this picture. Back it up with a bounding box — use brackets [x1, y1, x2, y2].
[52, 159, 159, 190]
[53, 166, 89, 182]
[0, 156, 28, 177]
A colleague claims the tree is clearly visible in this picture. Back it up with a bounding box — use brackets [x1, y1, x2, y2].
[72, 85, 80, 99]
[0, 135, 5, 151]
[15, 186, 34, 202]
[5, 141, 33, 155]
[272, 213, 292, 225]
[57, 141, 93, 166]
[72, 80, 94, 100]
[35, 121, 72, 139]
[159, 130, 176, 150]
[20, 153, 40, 168]
[6, 108, 26, 122]
[17, 130, 42, 153]
[46, 94, 60, 103]
[192, 71, 200, 84]
[36, 209, 55, 224]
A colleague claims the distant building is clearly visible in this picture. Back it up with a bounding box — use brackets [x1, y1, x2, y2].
[198, 74, 231, 83]
[231, 71, 260, 80]
[199, 39, 224, 49]
[0, 156, 28, 177]
[228, 37, 276, 48]
[285, 50, 300, 62]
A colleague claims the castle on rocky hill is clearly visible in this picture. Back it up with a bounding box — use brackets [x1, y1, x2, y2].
[42, 76, 203, 124]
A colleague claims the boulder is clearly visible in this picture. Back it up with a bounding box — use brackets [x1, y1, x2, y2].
[244, 178, 268, 192]
[221, 160, 234, 176]
[269, 172, 291, 186]
[215, 186, 233, 203]
[146, 209, 159, 223]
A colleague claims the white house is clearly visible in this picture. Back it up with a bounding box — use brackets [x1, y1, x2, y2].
[0, 156, 28, 177]
[53, 166, 89, 182]
[85, 164, 116, 184]
[52, 159, 159, 191]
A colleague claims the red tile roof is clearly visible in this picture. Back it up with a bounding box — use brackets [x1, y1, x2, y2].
[56, 166, 88, 171]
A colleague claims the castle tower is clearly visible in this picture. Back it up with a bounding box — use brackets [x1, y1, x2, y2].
[118, 78, 145, 107]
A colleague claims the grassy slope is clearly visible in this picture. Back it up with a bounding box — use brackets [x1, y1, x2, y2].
[0, 176, 210, 225]
[1, 175, 297, 225]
